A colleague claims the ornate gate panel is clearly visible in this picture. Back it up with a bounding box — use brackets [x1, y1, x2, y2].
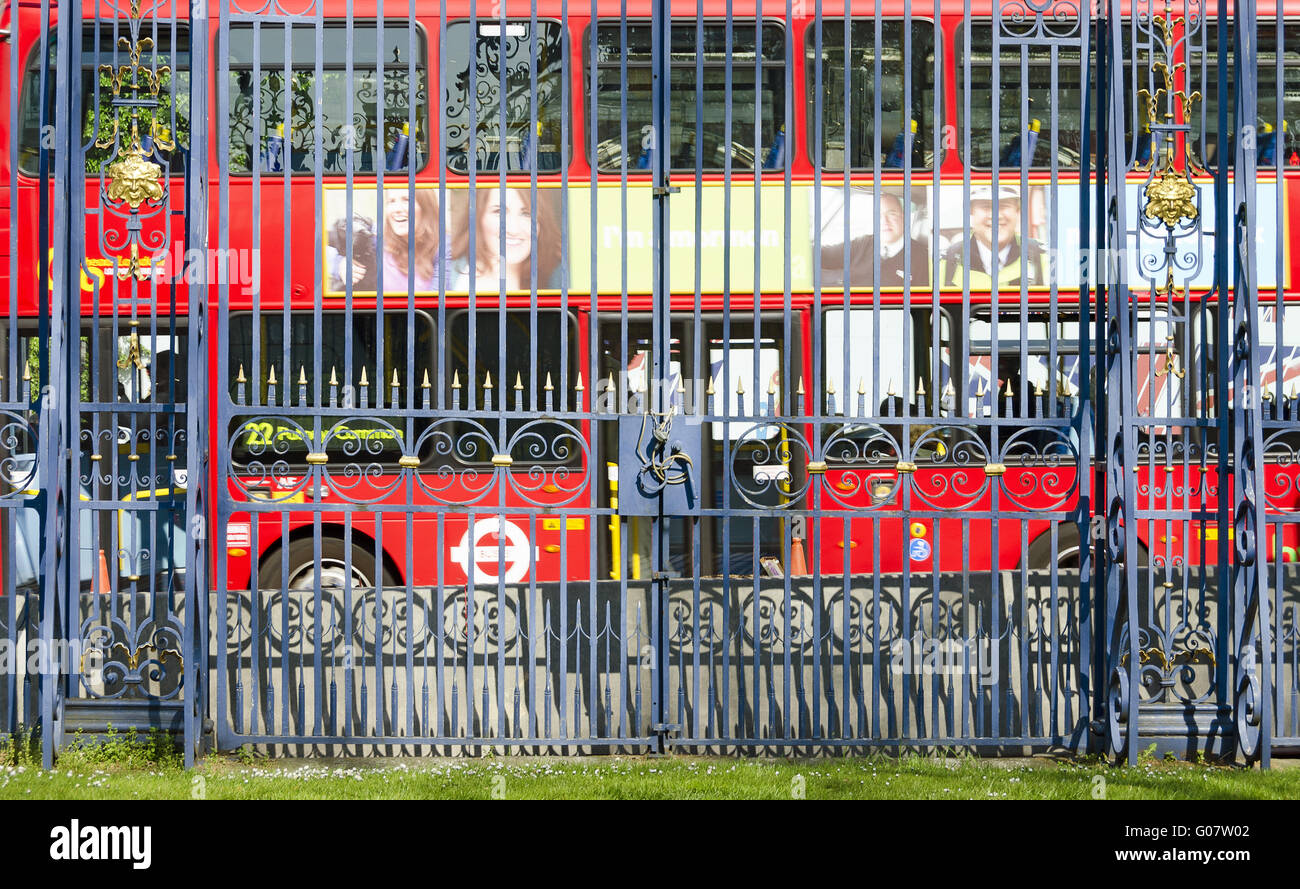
[1100, 0, 1278, 764]
[50, 0, 209, 765]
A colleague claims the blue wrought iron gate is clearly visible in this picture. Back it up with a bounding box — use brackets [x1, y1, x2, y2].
[3, 0, 1293, 766]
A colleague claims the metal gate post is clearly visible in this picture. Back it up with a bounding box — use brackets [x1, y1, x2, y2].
[39, 0, 81, 770]
[1229, 0, 1272, 767]
[1101, 0, 1143, 766]
[184, 0, 213, 767]
[649, 0, 671, 753]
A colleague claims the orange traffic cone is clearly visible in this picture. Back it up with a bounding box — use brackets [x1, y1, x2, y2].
[95, 549, 111, 596]
[789, 536, 809, 576]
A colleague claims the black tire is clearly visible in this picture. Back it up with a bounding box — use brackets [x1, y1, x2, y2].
[1026, 523, 1084, 570]
[257, 535, 399, 592]
[1024, 524, 1148, 571]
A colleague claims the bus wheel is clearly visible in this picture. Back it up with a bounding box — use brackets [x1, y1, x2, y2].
[1025, 525, 1148, 571]
[258, 536, 398, 592]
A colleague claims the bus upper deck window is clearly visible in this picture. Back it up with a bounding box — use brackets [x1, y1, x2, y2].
[955, 22, 1109, 171]
[1194, 23, 1300, 170]
[226, 22, 429, 176]
[19, 24, 191, 176]
[588, 20, 787, 173]
[443, 21, 567, 174]
[805, 20, 938, 171]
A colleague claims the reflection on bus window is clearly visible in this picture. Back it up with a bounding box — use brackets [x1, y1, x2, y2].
[589, 21, 786, 172]
[805, 20, 938, 170]
[1194, 23, 1300, 169]
[444, 21, 566, 173]
[226, 23, 429, 175]
[20, 25, 191, 175]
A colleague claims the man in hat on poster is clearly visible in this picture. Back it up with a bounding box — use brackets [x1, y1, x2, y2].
[939, 185, 1047, 289]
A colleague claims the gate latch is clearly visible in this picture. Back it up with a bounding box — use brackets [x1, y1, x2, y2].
[617, 408, 701, 517]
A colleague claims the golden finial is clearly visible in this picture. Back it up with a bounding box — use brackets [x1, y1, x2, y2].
[606, 372, 616, 392]
[1004, 379, 1013, 397]
[767, 377, 777, 396]
[545, 372, 554, 391]
[1034, 383, 1044, 397]
[359, 367, 368, 387]
[514, 372, 524, 391]
[736, 376, 744, 395]
[915, 377, 926, 399]
[452, 370, 462, 389]
[857, 378, 866, 396]
[575, 372, 584, 392]
[422, 369, 431, 389]
[796, 377, 805, 396]
[483, 370, 493, 390]
[706, 376, 715, 396]
[329, 366, 338, 387]
[298, 366, 308, 386]
[886, 378, 895, 397]
[22, 361, 31, 382]
[267, 366, 277, 386]
[392, 368, 400, 388]
[827, 377, 836, 395]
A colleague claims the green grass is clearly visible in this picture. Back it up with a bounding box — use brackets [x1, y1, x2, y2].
[1, 743, 1298, 799]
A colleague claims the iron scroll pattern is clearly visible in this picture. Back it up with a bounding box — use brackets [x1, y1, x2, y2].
[724, 418, 1080, 514]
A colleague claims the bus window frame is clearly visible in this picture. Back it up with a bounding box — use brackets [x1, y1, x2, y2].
[802, 16, 943, 173]
[221, 17, 433, 178]
[582, 16, 791, 175]
[226, 308, 438, 471]
[443, 307, 583, 469]
[442, 17, 571, 177]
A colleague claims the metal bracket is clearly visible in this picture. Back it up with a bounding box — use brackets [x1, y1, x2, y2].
[617, 410, 701, 516]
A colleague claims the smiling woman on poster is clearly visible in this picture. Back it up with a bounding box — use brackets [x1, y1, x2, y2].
[379, 188, 442, 292]
[448, 187, 562, 292]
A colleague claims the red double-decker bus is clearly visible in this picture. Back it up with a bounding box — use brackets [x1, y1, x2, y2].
[3, 0, 1299, 596]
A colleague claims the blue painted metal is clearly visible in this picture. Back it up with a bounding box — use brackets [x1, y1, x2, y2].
[13, 0, 1295, 765]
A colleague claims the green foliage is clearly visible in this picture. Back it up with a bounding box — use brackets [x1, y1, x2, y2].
[0, 726, 42, 766]
[58, 725, 183, 769]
